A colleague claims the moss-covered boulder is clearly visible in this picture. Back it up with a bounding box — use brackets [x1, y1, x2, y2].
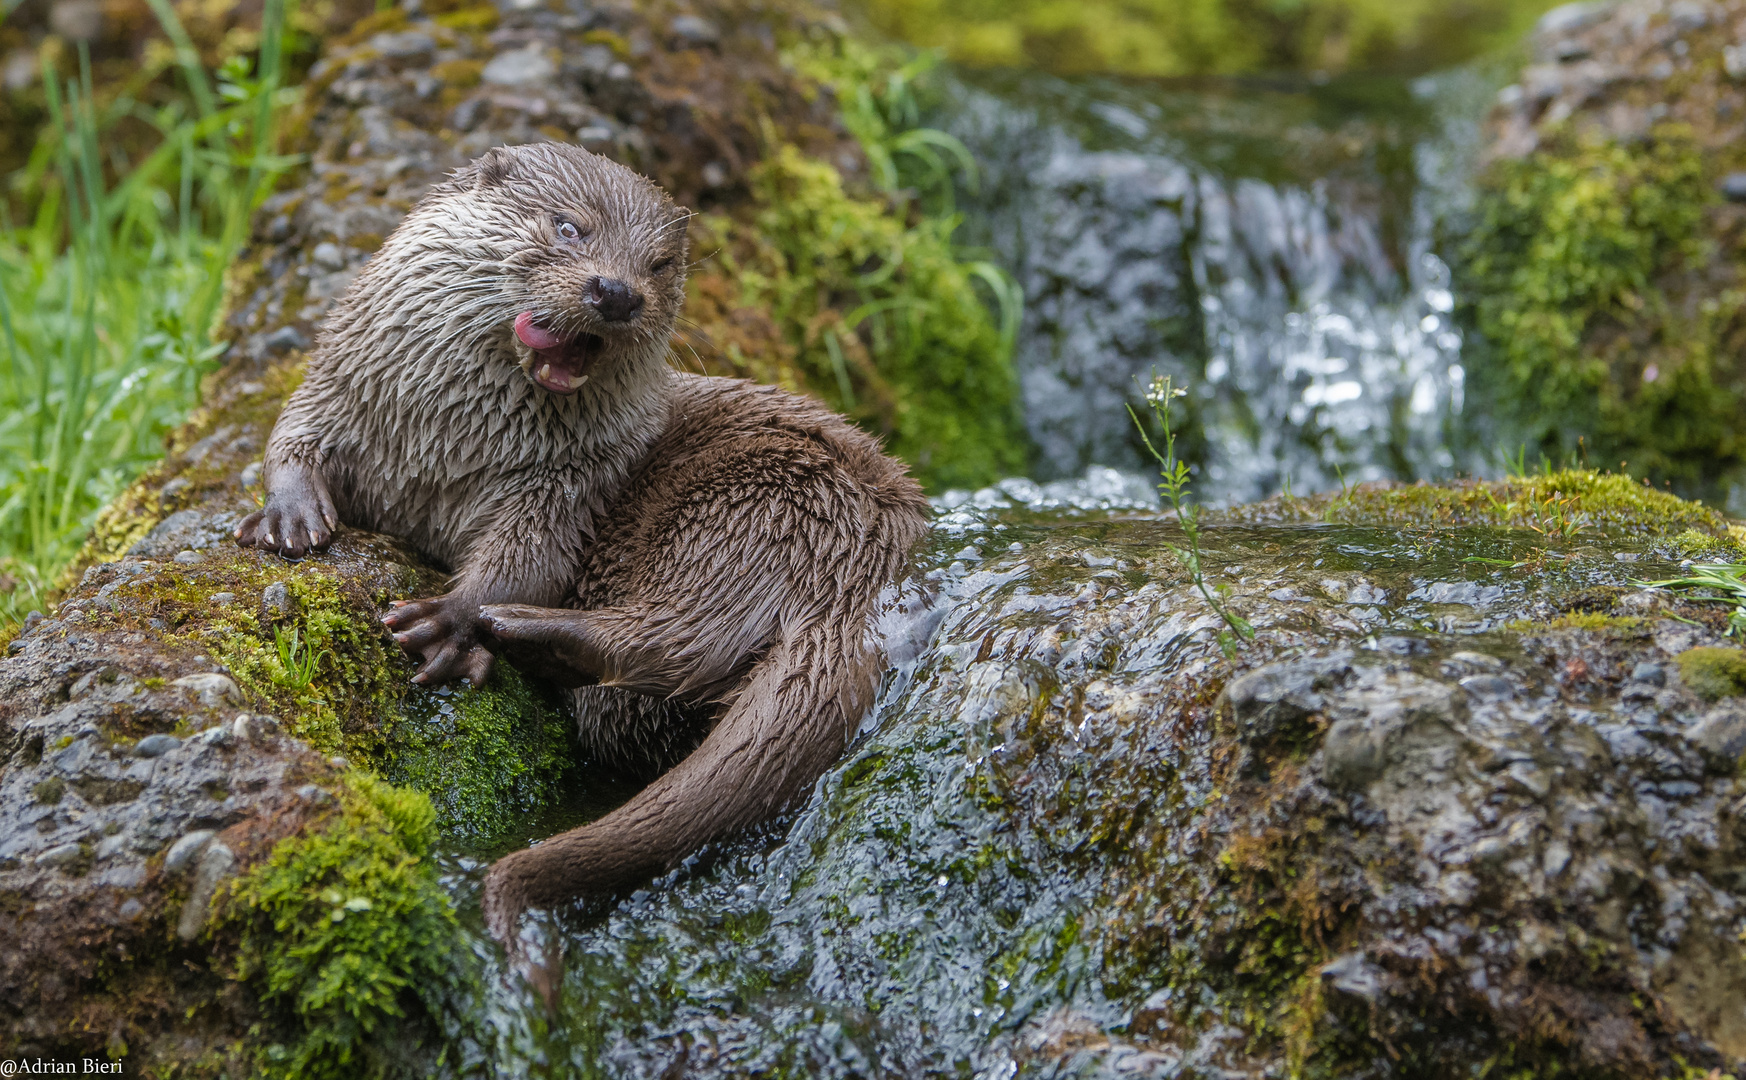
[374, 468, 1745, 1077]
[1462, 0, 1746, 500]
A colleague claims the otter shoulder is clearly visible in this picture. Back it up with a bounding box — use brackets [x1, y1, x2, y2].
[666, 372, 859, 435]
[655, 372, 911, 488]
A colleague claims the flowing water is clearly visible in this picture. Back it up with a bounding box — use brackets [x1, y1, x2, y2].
[434, 472, 1688, 1077]
[937, 66, 1504, 503]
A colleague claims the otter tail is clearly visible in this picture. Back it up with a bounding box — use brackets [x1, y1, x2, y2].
[481, 556, 900, 945]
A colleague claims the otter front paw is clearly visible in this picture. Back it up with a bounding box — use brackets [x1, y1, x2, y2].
[235, 483, 337, 559]
[383, 593, 495, 686]
[479, 605, 604, 688]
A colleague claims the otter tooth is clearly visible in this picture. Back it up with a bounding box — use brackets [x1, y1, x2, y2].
[538, 363, 553, 382]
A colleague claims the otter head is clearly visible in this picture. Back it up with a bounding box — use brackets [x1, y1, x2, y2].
[450, 143, 689, 395]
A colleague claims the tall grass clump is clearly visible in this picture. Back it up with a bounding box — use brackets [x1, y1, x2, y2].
[0, 0, 295, 627]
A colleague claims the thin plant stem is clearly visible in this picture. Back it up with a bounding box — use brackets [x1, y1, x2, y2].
[1129, 372, 1255, 659]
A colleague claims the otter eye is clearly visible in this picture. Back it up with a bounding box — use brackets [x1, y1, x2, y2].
[555, 218, 582, 242]
[650, 257, 673, 274]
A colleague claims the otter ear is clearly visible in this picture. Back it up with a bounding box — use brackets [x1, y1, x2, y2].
[456, 147, 515, 192]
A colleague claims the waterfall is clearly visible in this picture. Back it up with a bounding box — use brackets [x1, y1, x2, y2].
[941, 69, 1497, 502]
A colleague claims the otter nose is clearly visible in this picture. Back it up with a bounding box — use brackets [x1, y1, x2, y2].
[585, 277, 645, 323]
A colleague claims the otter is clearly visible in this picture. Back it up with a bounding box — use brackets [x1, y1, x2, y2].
[237, 142, 930, 941]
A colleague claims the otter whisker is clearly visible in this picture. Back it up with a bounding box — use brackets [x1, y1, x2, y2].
[685, 246, 723, 272]
[651, 212, 696, 241]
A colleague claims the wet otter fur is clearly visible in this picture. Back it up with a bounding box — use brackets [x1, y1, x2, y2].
[237, 142, 929, 943]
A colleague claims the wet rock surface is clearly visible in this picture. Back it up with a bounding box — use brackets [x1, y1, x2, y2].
[433, 485, 1746, 1077]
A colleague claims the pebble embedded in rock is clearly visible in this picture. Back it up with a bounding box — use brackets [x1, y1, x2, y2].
[171, 673, 241, 707]
[1630, 662, 1666, 686]
[36, 841, 85, 869]
[451, 98, 488, 131]
[172, 549, 205, 564]
[263, 325, 309, 352]
[1459, 674, 1513, 702]
[134, 734, 182, 758]
[262, 582, 291, 617]
[1323, 716, 1388, 789]
[164, 830, 216, 874]
[1686, 701, 1746, 764]
[669, 14, 719, 46]
[177, 842, 237, 941]
[1221, 651, 1351, 748]
[210, 592, 236, 606]
[370, 30, 436, 61]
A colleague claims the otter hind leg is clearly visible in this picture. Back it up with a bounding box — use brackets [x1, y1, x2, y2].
[481, 608, 880, 943]
[479, 603, 744, 700]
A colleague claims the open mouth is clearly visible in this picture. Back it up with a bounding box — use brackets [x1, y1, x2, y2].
[514, 311, 603, 394]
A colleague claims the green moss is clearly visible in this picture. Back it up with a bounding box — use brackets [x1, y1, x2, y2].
[731, 144, 1025, 490]
[1239, 469, 1728, 535]
[1458, 125, 1745, 491]
[223, 772, 472, 1080]
[127, 556, 409, 762]
[382, 664, 576, 838]
[1508, 612, 1646, 633]
[1676, 646, 1746, 701]
[1665, 527, 1746, 562]
[31, 777, 65, 805]
[686, 39, 1027, 492]
[121, 547, 574, 837]
[850, 0, 1561, 77]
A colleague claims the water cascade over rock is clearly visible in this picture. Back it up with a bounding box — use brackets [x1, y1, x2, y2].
[940, 70, 1495, 501]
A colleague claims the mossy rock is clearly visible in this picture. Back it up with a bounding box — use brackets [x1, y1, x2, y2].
[1459, 26, 1746, 502]
[1677, 646, 1746, 701]
[1228, 467, 1733, 536]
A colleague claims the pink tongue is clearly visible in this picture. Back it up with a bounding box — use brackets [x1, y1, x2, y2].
[514, 311, 564, 351]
